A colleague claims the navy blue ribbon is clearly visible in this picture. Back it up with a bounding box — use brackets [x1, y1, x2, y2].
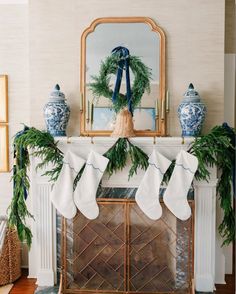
[14, 125, 29, 200]
[111, 46, 133, 115]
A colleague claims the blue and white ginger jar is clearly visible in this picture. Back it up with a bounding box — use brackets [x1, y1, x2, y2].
[44, 84, 70, 137]
[177, 83, 206, 137]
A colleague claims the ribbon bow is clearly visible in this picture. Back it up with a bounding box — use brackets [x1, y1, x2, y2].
[111, 46, 133, 115]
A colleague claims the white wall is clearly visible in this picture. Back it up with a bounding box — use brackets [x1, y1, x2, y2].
[224, 54, 235, 130]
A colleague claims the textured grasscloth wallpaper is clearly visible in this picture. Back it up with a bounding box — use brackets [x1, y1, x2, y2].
[0, 0, 233, 205]
[0, 5, 29, 211]
[29, 0, 225, 137]
[0, 0, 234, 273]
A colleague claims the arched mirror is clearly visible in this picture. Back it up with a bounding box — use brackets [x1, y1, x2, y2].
[80, 17, 166, 136]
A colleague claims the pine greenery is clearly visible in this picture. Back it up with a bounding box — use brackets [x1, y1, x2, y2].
[89, 54, 152, 113]
[8, 125, 235, 247]
[188, 125, 235, 245]
[8, 127, 63, 247]
[74, 138, 149, 188]
[126, 139, 149, 179]
[163, 125, 235, 245]
[103, 138, 149, 179]
[104, 138, 128, 175]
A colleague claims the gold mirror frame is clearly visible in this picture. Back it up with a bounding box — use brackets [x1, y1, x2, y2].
[0, 75, 9, 172]
[80, 17, 166, 137]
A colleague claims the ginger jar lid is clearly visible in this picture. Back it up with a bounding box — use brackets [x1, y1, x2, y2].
[50, 84, 65, 101]
[182, 83, 201, 103]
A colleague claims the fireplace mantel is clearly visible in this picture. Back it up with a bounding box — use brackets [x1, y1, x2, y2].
[27, 136, 223, 292]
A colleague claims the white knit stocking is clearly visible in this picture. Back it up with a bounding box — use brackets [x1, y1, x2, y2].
[163, 150, 198, 220]
[135, 149, 171, 220]
[50, 150, 85, 219]
[74, 150, 109, 220]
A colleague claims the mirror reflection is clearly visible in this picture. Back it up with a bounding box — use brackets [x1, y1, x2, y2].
[86, 23, 160, 131]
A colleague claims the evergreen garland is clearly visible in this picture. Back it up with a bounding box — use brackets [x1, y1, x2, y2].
[7, 125, 235, 247]
[89, 54, 152, 113]
[104, 138, 128, 176]
[104, 138, 149, 179]
[163, 125, 235, 245]
[73, 138, 149, 189]
[188, 125, 235, 245]
[8, 127, 63, 247]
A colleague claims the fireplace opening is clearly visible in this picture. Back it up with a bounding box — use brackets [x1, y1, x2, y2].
[60, 195, 194, 294]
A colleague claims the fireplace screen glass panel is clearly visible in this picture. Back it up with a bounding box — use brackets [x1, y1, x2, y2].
[128, 202, 193, 293]
[63, 202, 126, 291]
[62, 200, 193, 293]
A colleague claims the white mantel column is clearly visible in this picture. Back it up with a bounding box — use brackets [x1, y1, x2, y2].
[28, 159, 57, 286]
[194, 167, 218, 292]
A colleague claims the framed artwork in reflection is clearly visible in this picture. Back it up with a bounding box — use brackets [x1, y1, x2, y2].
[91, 107, 155, 131]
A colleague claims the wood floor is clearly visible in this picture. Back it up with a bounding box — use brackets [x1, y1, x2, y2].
[215, 274, 235, 294]
[9, 271, 235, 294]
[10, 271, 37, 294]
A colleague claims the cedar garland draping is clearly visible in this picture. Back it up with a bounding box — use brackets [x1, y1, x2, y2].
[8, 125, 235, 247]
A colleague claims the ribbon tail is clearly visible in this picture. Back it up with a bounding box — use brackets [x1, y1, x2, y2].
[13, 126, 29, 200]
[111, 59, 124, 105]
[125, 58, 133, 115]
[111, 46, 132, 113]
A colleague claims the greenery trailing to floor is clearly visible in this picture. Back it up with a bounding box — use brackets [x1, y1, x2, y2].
[9, 126, 33, 247]
[188, 125, 235, 245]
[8, 128, 149, 247]
[162, 125, 235, 245]
[8, 124, 235, 247]
[8, 126, 63, 247]
[89, 54, 152, 113]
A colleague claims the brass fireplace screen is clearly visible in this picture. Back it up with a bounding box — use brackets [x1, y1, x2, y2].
[62, 199, 194, 294]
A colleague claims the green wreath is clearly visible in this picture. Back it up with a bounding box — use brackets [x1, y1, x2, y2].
[89, 54, 152, 113]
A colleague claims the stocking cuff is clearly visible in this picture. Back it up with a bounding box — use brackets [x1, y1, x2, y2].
[176, 150, 198, 174]
[63, 150, 85, 174]
[86, 150, 109, 173]
[148, 149, 171, 175]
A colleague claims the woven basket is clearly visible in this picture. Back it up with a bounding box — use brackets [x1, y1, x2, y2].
[111, 108, 135, 138]
[0, 227, 21, 286]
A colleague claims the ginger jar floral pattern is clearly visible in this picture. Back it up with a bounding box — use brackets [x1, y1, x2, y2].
[178, 83, 206, 137]
[44, 84, 70, 137]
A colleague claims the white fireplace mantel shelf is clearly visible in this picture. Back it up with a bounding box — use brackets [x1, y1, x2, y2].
[28, 136, 223, 292]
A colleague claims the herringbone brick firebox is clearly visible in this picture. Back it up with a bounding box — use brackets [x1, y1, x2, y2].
[61, 199, 194, 294]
